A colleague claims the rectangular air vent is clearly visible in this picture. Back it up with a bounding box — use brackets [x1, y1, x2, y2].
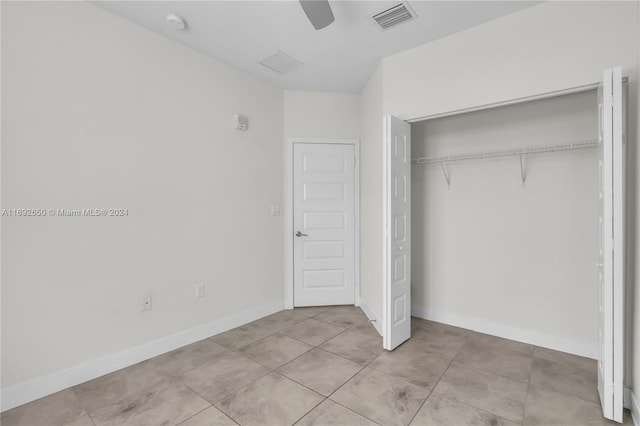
[258, 51, 304, 75]
[372, 3, 415, 30]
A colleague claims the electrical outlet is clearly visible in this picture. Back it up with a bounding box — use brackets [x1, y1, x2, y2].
[142, 294, 152, 311]
[195, 284, 204, 298]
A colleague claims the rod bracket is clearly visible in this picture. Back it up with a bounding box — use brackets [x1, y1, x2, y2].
[519, 154, 526, 186]
[440, 161, 451, 188]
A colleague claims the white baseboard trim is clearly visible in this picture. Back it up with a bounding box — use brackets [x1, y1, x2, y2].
[411, 306, 597, 359]
[628, 389, 640, 426]
[1, 301, 284, 412]
[359, 299, 382, 336]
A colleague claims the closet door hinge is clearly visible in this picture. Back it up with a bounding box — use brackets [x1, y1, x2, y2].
[353, 157, 356, 167]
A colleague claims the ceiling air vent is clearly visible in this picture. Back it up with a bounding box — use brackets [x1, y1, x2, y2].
[258, 51, 304, 75]
[372, 3, 416, 30]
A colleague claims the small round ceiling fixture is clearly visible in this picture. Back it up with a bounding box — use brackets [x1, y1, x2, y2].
[165, 13, 186, 30]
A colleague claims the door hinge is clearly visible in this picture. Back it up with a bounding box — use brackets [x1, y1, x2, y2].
[353, 157, 356, 167]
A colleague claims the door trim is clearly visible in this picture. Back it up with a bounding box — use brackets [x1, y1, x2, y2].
[285, 138, 360, 309]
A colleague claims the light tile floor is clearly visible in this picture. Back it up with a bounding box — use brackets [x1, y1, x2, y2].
[1, 306, 634, 426]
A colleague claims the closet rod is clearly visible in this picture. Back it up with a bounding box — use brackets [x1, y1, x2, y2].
[414, 139, 599, 165]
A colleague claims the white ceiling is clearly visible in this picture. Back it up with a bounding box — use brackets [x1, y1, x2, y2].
[91, 1, 540, 93]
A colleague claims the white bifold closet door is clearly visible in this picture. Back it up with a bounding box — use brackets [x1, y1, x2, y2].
[597, 66, 624, 423]
[383, 116, 411, 350]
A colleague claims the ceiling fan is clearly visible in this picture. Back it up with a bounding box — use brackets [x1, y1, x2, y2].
[299, 0, 335, 30]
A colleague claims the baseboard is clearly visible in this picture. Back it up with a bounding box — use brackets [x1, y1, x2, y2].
[359, 299, 382, 336]
[0, 301, 284, 412]
[411, 306, 597, 359]
[628, 389, 640, 426]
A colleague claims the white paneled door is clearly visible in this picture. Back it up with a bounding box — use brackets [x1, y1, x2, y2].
[293, 143, 356, 306]
[383, 116, 411, 350]
[597, 67, 625, 423]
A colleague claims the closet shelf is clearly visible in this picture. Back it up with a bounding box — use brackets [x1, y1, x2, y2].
[413, 139, 599, 187]
[413, 139, 599, 165]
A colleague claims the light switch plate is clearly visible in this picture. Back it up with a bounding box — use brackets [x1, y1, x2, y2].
[195, 283, 204, 298]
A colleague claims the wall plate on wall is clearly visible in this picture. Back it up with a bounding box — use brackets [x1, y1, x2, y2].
[234, 114, 248, 130]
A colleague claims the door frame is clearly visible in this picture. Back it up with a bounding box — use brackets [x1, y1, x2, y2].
[285, 138, 361, 309]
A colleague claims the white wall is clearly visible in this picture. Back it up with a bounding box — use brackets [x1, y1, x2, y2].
[383, 1, 638, 121]
[359, 65, 384, 330]
[412, 91, 599, 356]
[1, 0, 283, 394]
[283, 91, 360, 140]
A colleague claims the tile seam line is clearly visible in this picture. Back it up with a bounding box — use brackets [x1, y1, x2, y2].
[325, 398, 385, 426]
[405, 326, 472, 425]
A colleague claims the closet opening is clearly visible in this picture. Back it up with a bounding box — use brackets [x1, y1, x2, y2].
[382, 69, 626, 422]
[410, 89, 601, 356]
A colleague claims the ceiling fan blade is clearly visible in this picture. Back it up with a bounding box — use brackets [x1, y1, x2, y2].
[299, 0, 335, 30]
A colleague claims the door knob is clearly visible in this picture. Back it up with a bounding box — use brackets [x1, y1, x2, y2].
[295, 231, 308, 237]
